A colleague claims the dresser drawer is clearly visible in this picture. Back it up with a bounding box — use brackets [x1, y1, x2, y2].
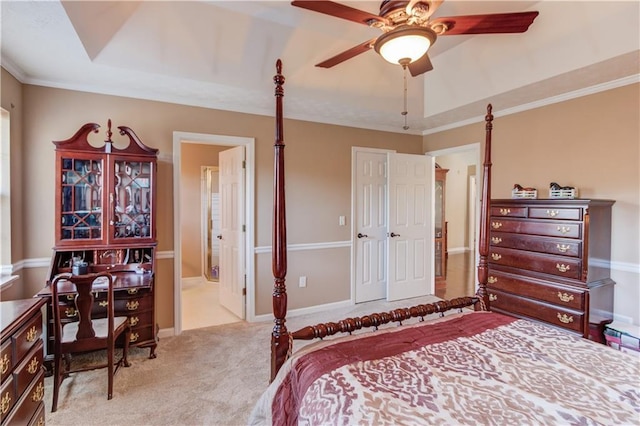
[488, 289, 585, 334]
[3, 370, 44, 426]
[487, 270, 585, 310]
[0, 376, 16, 423]
[528, 207, 583, 221]
[27, 401, 44, 426]
[0, 341, 12, 383]
[489, 247, 582, 280]
[13, 315, 42, 366]
[128, 325, 155, 345]
[491, 206, 527, 218]
[13, 341, 43, 399]
[490, 232, 581, 257]
[490, 219, 582, 239]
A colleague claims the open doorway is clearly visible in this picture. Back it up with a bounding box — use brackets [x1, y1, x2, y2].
[172, 132, 255, 335]
[427, 143, 480, 297]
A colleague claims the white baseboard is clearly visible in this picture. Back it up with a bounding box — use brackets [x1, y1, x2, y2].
[448, 247, 469, 255]
[252, 299, 353, 323]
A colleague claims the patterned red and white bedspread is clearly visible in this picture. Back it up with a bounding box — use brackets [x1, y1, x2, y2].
[249, 311, 640, 425]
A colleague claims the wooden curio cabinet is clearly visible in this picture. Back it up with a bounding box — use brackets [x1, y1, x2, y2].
[434, 164, 448, 284]
[38, 120, 159, 362]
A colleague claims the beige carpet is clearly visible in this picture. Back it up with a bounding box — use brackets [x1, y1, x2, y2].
[44, 295, 442, 426]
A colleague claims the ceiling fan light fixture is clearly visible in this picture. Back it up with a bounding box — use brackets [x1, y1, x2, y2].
[374, 25, 436, 65]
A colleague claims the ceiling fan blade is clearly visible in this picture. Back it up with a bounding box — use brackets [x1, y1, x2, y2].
[408, 53, 433, 76]
[316, 38, 376, 68]
[291, 1, 387, 26]
[432, 11, 539, 35]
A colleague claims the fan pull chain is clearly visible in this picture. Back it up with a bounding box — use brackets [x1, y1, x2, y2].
[402, 65, 409, 130]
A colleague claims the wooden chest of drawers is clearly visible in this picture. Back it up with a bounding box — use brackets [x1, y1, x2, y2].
[1, 298, 47, 426]
[488, 199, 615, 340]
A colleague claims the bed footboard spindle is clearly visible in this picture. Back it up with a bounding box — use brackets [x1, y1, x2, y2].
[476, 104, 493, 311]
[291, 297, 478, 340]
[271, 59, 289, 382]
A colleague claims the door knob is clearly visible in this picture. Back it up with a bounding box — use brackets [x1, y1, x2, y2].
[357, 233, 368, 238]
[216, 235, 222, 240]
[389, 232, 401, 237]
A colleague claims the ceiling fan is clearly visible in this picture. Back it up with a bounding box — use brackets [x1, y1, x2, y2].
[292, 0, 539, 76]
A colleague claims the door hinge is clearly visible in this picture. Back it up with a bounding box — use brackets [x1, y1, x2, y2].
[242, 160, 246, 169]
[242, 275, 246, 296]
[242, 287, 246, 296]
[242, 224, 246, 232]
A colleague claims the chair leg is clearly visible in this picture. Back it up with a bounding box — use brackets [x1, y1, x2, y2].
[52, 352, 62, 412]
[107, 343, 114, 400]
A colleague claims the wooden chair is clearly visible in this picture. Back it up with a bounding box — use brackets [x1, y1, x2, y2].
[51, 272, 131, 412]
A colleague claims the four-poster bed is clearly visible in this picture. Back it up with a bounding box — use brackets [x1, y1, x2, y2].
[253, 60, 639, 425]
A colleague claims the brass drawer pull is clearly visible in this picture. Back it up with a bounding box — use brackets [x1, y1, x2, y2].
[27, 357, 39, 375]
[499, 208, 511, 216]
[31, 382, 44, 403]
[491, 237, 502, 244]
[556, 244, 570, 253]
[491, 253, 502, 261]
[557, 313, 574, 324]
[1, 392, 11, 414]
[66, 294, 75, 301]
[488, 276, 498, 284]
[130, 332, 139, 343]
[556, 264, 570, 273]
[491, 222, 502, 229]
[546, 209, 559, 217]
[99, 300, 108, 307]
[127, 288, 139, 295]
[0, 354, 9, 375]
[26, 326, 38, 343]
[557, 226, 571, 235]
[489, 294, 498, 302]
[129, 316, 140, 327]
[126, 300, 140, 311]
[65, 307, 78, 318]
[557, 292, 574, 303]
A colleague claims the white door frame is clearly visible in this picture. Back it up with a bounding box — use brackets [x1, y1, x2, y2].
[173, 132, 255, 335]
[426, 143, 481, 281]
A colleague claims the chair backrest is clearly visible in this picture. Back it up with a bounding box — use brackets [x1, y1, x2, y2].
[51, 272, 116, 344]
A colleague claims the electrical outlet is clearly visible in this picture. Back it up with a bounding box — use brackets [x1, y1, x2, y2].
[299, 276, 307, 288]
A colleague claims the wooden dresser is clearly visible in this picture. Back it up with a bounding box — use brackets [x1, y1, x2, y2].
[487, 199, 615, 341]
[1, 298, 47, 426]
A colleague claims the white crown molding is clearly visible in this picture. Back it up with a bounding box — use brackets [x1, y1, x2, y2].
[422, 74, 640, 136]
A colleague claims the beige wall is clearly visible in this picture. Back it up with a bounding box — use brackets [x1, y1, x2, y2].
[0, 74, 423, 326]
[424, 83, 640, 324]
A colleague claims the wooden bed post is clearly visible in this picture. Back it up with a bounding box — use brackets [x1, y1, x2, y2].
[271, 59, 289, 381]
[476, 104, 493, 311]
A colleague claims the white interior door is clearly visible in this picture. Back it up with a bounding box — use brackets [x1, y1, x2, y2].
[387, 153, 434, 301]
[354, 150, 389, 303]
[219, 146, 245, 318]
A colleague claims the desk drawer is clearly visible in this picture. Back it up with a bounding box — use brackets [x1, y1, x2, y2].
[488, 270, 585, 310]
[488, 289, 584, 334]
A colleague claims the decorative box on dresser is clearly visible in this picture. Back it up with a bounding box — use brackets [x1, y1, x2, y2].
[36, 120, 159, 365]
[487, 199, 615, 342]
[1, 298, 47, 426]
